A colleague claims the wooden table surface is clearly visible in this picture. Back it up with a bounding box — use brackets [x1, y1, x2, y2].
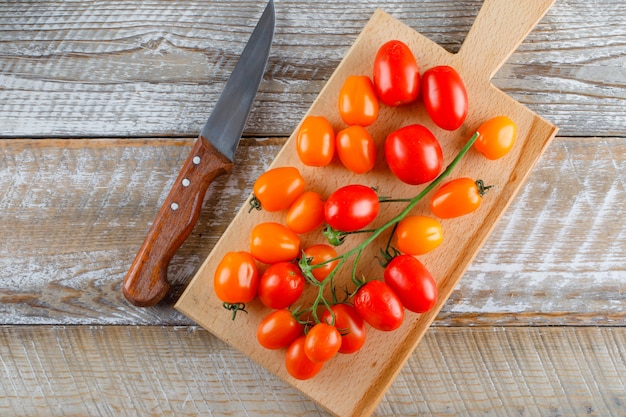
[1, 1, 624, 416]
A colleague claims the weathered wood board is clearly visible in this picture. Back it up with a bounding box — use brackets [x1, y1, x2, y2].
[176, 2, 559, 416]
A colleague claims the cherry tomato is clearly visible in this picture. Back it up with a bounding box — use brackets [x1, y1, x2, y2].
[353, 280, 404, 331]
[258, 262, 305, 309]
[384, 255, 437, 313]
[475, 116, 517, 160]
[336, 125, 376, 174]
[302, 244, 338, 282]
[213, 251, 259, 304]
[325, 184, 380, 232]
[395, 215, 443, 255]
[296, 115, 335, 166]
[421, 65, 468, 131]
[252, 166, 305, 212]
[385, 124, 443, 185]
[285, 336, 324, 380]
[257, 309, 303, 350]
[430, 177, 490, 219]
[337, 75, 379, 127]
[250, 222, 301, 264]
[373, 40, 420, 106]
[304, 323, 342, 363]
[286, 191, 325, 234]
[321, 304, 366, 354]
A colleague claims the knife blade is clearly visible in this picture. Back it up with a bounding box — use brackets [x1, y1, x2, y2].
[123, 0, 275, 307]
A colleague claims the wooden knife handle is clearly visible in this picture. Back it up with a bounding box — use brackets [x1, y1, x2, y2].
[123, 137, 233, 307]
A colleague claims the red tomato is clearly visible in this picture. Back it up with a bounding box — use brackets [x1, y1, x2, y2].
[373, 40, 420, 106]
[353, 280, 404, 331]
[430, 177, 490, 219]
[336, 125, 376, 174]
[296, 116, 335, 166]
[395, 215, 443, 255]
[475, 116, 517, 160]
[337, 75, 379, 126]
[213, 251, 259, 303]
[285, 336, 324, 380]
[250, 222, 301, 264]
[258, 262, 305, 309]
[252, 166, 305, 212]
[385, 124, 443, 185]
[304, 323, 342, 363]
[257, 309, 303, 350]
[421, 65, 468, 131]
[302, 244, 338, 282]
[321, 304, 366, 354]
[384, 255, 438, 313]
[286, 191, 325, 234]
[324, 184, 380, 232]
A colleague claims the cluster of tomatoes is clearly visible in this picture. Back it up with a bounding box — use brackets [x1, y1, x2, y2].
[213, 39, 518, 380]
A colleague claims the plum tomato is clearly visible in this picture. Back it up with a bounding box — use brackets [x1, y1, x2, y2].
[384, 255, 438, 313]
[430, 177, 490, 219]
[336, 125, 376, 174]
[252, 166, 305, 212]
[373, 39, 420, 106]
[258, 262, 305, 309]
[213, 251, 259, 304]
[296, 115, 335, 166]
[421, 65, 468, 131]
[286, 191, 325, 234]
[304, 322, 342, 363]
[475, 116, 517, 160]
[353, 280, 404, 331]
[324, 184, 380, 232]
[302, 244, 338, 282]
[257, 309, 303, 350]
[250, 222, 300, 264]
[285, 336, 324, 380]
[395, 215, 443, 255]
[337, 75, 379, 127]
[321, 303, 366, 354]
[385, 124, 443, 185]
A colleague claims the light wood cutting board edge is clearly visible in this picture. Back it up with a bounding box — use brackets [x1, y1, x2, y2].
[176, 2, 559, 416]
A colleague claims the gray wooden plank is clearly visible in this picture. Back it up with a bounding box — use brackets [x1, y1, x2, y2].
[0, 0, 624, 138]
[0, 137, 624, 325]
[0, 325, 624, 417]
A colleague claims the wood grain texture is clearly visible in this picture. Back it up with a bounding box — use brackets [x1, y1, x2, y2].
[1, 137, 624, 326]
[0, 325, 624, 417]
[175, 5, 562, 415]
[1, 0, 624, 138]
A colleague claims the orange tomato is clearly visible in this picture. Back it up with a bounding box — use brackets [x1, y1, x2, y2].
[335, 125, 376, 174]
[252, 166, 305, 212]
[475, 116, 517, 160]
[257, 309, 303, 350]
[250, 222, 301, 264]
[286, 191, 325, 234]
[395, 215, 443, 255]
[302, 244, 338, 282]
[213, 251, 259, 303]
[285, 336, 324, 380]
[296, 116, 335, 166]
[337, 75, 379, 126]
[430, 177, 489, 219]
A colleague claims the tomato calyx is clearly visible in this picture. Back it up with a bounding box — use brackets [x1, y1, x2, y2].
[222, 302, 248, 321]
[248, 195, 262, 212]
[475, 179, 494, 196]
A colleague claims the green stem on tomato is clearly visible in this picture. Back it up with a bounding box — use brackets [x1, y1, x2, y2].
[304, 132, 480, 323]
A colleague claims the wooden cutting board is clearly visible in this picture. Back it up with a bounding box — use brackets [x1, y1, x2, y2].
[176, 1, 558, 416]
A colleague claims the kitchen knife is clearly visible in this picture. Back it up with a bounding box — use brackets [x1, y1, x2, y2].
[123, 0, 275, 307]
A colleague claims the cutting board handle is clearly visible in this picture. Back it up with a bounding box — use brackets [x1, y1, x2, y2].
[457, 0, 556, 80]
